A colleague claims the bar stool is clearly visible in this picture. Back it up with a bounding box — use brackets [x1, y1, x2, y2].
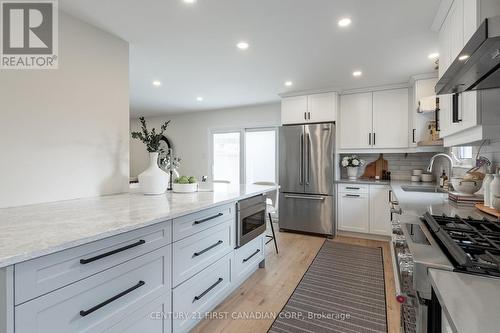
[253, 182, 278, 254]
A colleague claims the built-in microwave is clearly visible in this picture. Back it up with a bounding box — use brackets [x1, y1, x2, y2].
[236, 195, 267, 248]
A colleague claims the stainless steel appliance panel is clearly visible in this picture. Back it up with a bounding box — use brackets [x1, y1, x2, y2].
[304, 123, 334, 195]
[279, 125, 305, 194]
[278, 193, 333, 235]
[236, 195, 267, 247]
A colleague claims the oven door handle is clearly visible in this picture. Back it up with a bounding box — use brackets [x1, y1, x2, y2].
[390, 239, 407, 304]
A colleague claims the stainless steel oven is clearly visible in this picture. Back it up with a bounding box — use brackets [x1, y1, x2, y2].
[236, 194, 267, 247]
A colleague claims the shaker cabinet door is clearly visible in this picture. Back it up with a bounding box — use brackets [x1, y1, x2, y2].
[339, 92, 373, 149]
[372, 89, 409, 148]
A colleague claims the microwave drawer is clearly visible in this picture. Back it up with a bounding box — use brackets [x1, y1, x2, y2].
[15, 246, 171, 333]
[15, 220, 172, 305]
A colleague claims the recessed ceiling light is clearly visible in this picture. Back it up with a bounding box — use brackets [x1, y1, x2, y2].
[338, 18, 352, 27]
[196, 96, 204, 102]
[458, 54, 470, 61]
[284, 81, 293, 87]
[352, 70, 362, 77]
[183, 0, 196, 4]
[236, 41, 249, 50]
[428, 52, 439, 59]
[152, 80, 161, 87]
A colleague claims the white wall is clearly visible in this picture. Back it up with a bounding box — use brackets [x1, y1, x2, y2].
[0, 12, 129, 208]
[130, 103, 280, 179]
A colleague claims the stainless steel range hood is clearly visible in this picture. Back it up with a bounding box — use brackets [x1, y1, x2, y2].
[435, 16, 500, 94]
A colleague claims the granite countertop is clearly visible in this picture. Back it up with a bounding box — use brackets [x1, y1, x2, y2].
[0, 184, 277, 268]
[429, 269, 500, 333]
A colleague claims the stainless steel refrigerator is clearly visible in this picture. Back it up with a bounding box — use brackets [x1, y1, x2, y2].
[278, 122, 335, 236]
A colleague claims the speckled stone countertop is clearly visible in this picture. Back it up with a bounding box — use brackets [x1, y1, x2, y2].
[429, 269, 500, 333]
[0, 184, 276, 268]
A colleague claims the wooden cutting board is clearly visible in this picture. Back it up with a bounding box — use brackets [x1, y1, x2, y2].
[475, 203, 500, 220]
[375, 154, 388, 178]
[362, 154, 388, 179]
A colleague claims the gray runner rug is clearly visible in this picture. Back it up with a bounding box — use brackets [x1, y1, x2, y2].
[268, 241, 387, 333]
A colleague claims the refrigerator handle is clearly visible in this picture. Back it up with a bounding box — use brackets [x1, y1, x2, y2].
[299, 133, 304, 184]
[305, 133, 310, 185]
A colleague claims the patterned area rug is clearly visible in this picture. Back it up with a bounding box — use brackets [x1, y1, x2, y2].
[268, 241, 387, 333]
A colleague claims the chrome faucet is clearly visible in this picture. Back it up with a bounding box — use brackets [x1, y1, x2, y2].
[427, 153, 454, 174]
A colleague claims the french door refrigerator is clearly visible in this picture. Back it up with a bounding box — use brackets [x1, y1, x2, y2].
[278, 122, 335, 236]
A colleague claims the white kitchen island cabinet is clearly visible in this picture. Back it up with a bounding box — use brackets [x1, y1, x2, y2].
[0, 184, 275, 333]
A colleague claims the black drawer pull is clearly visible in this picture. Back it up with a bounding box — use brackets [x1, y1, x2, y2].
[193, 278, 223, 302]
[80, 280, 145, 317]
[194, 213, 223, 225]
[80, 240, 146, 264]
[345, 194, 360, 198]
[243, 249, 260, 263]
[345, 187, 360, 190]
[193, 240, 223, 257]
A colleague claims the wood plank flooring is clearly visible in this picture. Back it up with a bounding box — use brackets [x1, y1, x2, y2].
[191, 230, 400, 333]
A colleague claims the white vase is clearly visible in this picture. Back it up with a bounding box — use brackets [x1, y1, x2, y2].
[347, 166, 359, 180]
[490, 174, 500, 209]
[482, 174, 494, 207]
[138, 152, 169, 195]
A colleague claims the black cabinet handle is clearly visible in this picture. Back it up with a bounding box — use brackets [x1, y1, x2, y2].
[412, 129, 416, 143]
[80, 240, 146, 264]
[243, 249, 260, 263]
[194, 213, 223, 225]
[346, 187, 360, 190]
[373, 132, 376, 145]
[345, 194, 360, 198]
[452, 93, 461, 123]
[388, 189, 392, 203]
[369, 133, 371, 145]
[193, 278, 223, 302]
[80, 280, 145, 317]
[193, 240, 223, 257]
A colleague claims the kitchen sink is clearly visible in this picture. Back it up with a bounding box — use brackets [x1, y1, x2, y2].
[401, 185, 447, 193]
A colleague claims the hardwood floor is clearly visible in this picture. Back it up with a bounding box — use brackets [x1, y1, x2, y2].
[191, 230, 400, 333]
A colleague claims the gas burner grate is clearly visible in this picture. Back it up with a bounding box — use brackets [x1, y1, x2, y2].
[424, 213, 500, 277]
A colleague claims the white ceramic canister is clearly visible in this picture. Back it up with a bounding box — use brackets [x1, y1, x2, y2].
[483, 174, 494, 207]
[490, 173, 500, 209]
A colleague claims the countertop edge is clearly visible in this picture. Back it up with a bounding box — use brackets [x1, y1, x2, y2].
[0, 186, 276, 268]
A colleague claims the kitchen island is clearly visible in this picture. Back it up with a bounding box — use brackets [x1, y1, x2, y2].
[0, 183, 276, 333]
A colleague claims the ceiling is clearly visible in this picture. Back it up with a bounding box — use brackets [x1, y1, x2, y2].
[61, 0, 440, 117]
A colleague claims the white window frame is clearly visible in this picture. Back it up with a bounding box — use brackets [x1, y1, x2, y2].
[208, 126, 278, 184]
[451, 146, 474, 168]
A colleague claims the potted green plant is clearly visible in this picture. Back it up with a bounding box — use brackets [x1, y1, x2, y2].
[131, 117, 171, 194]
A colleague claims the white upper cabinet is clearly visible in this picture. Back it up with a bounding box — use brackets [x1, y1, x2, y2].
[339, 89, 409, 150]
[281, 92, 337, 125]
[308, 92, 337, 123]
[437, 0, 500, 145]
[281, 96, 308, 124]
[372, 89, 409, 148]
[339, 92, 373, 149]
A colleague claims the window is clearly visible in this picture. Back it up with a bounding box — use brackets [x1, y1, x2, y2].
[245, 129, 277, 184]
[212, 132, 241, 184]
[452, 146, 473, 167]
[211, 128, 277, 184]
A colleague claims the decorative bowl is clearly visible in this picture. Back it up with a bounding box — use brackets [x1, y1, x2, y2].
[451, 177, 482, 196]
[421, 173, 434, 182]
[172, 183, 198, 193]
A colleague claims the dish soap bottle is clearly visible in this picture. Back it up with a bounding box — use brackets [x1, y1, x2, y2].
[439, 170, 448, 188]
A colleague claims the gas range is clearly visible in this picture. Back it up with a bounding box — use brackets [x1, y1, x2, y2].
[422, 212, 500, 278]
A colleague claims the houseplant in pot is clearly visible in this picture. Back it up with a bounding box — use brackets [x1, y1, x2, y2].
[131, 117, 171, 195]
[342, 155, 365, 180]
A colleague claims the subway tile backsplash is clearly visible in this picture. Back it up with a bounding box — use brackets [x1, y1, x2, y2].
[339, 153, 435, 180]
